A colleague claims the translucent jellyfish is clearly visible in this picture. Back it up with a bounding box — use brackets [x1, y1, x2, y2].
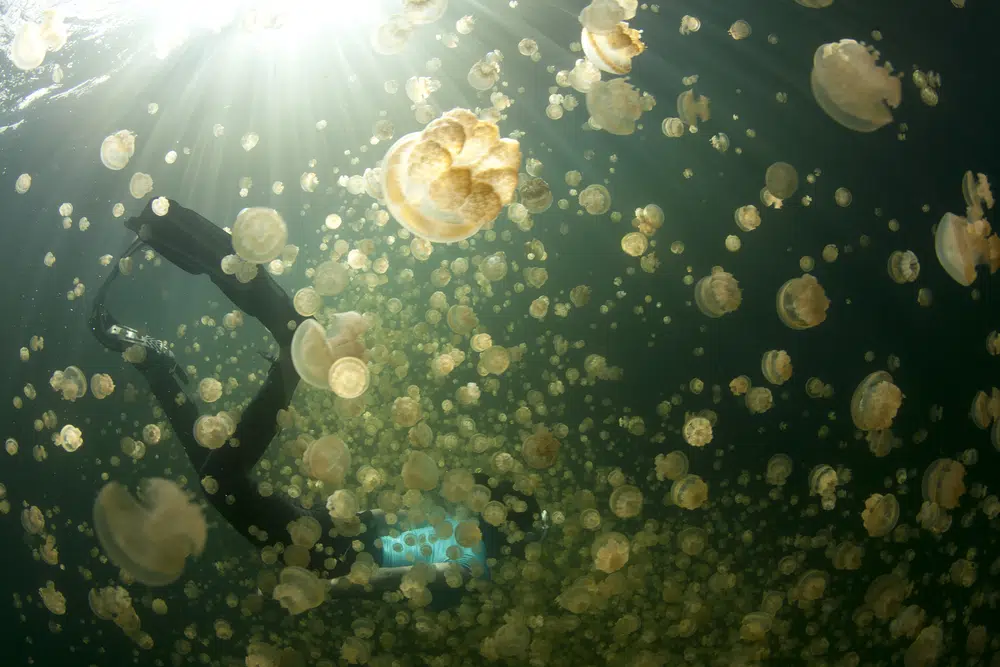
[746, 387, 773, 415]
[676, 89, 711, 127]
[729, 375, 751, 396]
[57, 424, 83, 452]
[230, 207, 288, 265]
[809, 464, 839, 509]
[887, 250, 920, 283]
[519, 177, 553, 213]
[273, 566, 325, 615]
[10, 21, 47, 70]
[694, 267, 742, 317]
[579, 0, 635, 33]
[850, 371, 903, 431]
[402, 450, 439, 490]
[313, 260, 350, 296]
[761, 350, 792, 385]
[302, 435, 351, 487]
[93, 479, 207, 586]
[679, 15, 701, 34]
[100, 131, 136, 171]
[326, 489, 358, 520]
[129, 172, 154, 199]
[586, 78, 648, 136]
[22, 506, 45, 534]
[861, 493, 899, 537]
[579, 184, 612, 214]
[468, 51, 503, 91]
[794, 570, 829, 604]
[621, 232, 648, 256]
[371, 15, 412, 55]
[654, 451, 688, 481]
[729, 20, 751, 40]
[921, 458, 966, 510]
[448, 304, 480, 334]
[287, 516, 322, 549]
[50, 365, 86, 400]
[682, 414, 712, 447]
[522, 428, 560, 468]
[764, 162, 799, 201]
[193, 414, 231, 449]
[962, 170, 994, 222]
[328, 357, 370, 399]
[198, 377, 223, 402]
[740, 612, 772, 641]
[380, 107, 521, 243]
[40, 581, 66, 615]
[568, 58, 602, 93]
[670, 474, 708, 510]
[592, 532, 630, 573]
[581, 21, 645, 75]
[734, 205, 760, 231]
[934, 213, 1000, 286]
[775, 274, 830, 329]
[91, 373, 115, 399]
[811, 39, 902, 132]
[15, 173, 32, 194]
[765, 453, 793, 485]
[402, 0, 447, 25]
[609, 484, 642, 518]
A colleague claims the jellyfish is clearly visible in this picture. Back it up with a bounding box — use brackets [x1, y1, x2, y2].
[402, 0, 447, 25]
[809, 464, 839, 508]
[287, 516, 322, 549]
[581, 21, 645, 75]
[682, 414, 713, 447]
[654, 451, 688, 481]
[519, 177, 553, 213]
[764, 162, 799, 201]
[810, 39, 902, 132]
[93, 479, 206, 586]
[301, 435, 351, 487]
[746, 387, 773, 414]
[592, 532, 630, 573]
[694, 268, 742, 317]
[15, 173, 32, 194]
[193, 414, 230, 449]
[380, 108, 520, 243]
[934, 213, 1000, 286]
[371, 15, 412, 55]
[850, 371, 903, 431]
[887, 250, 920, 283]
[50, 365, 86, 401]
[480, 346, 511, 375]
[567, 58, 602, 93]
[761, 350, 792, 385]
[765, 454, 793, 485]
[328, 357, 370, 399]
[579, 184, 612, 214]
[676, 90, 711, 127]
[670, 474, 708, 510]
[961, 170, 994, 223]
[231, 207, 288, 264]
[100, 131, 137, 171]
[734, 205, 760, 231]
[291, 317, 367, 390]
[586, 78, 649, 136]
[921, 458, 966, 510]
[402, 450, 439, 490]
[9, 21, 47, 70]
[468, 51, 503, 91]
[775, 274, 830, 329]
[609, 484, 642, 518]
[861, 493, 899, 537]
[326, 489, 358, 520]
[579, 0, 635, 33]
[522, 428, 560, 468]
[794, 570, 829, 604]
[273, 566, 326, 615]
[740, 612, 773, 642]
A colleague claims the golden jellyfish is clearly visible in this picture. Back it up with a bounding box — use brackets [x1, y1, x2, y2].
[887, 250, 920, 283]
[402, 0, 447, 25]
[904, 627, 944, 667]
[198, 377, 223, 402]
[328, 357, 370, 399]
[734, 205, 760, 231]
[57, 424, 83, 452]
[22, 505, 45, 534]
[765, 453, 793, 485]
[729, 375, 751, 396]
[100, 130, 136, 171]
[454, 519, 482, 548]
[794, 570, 829, 604]
[291, 315, 367, 390]
[371, 14, 412, 55]
[287, 516, 322, 549]
[621, 231, 648, 257]
[467, 50, 503, 90]
[809, 464, 839, 509]
[921, 458, 966, 510]
[761, 350, 792, 385]
[441, 469, 475, 503]
[676, 89, 710, 127]
[850, 371, 903, 431]
[519, 177, 553, 213]
[728, 20, 751, 40]
[694, 267, 742, 317]
[866, 573, 909, 620]
[15, 173, 32, 194]
[522, 428, 560, 468]
[567, 58, 602, 93]
[654, 451, 688, 481]
[662, 117, 685, 138]
[934, 213, 1000, 286]
[128, 172, 153, 199]
[193, 414, 230, 449]
[141, 424, 161, 446]
[740, 612, 773, 642]
[962, 170, 994, 222]
[746, 387, 773, 414]
[93, 479, 207, 586]
[764, 162, 799, 201]
[581, 21, 645, 75]
[302, 435, 351, 486]
[592, 532, 630, 573]
[586, 78, 650, 136]
[9, 20, 48, 70]
[810, 39, 902, 132]
[861, 493, 899, 537]
[391, 396, 422, 427]
[326, 489, 358, 520]
[273, 566, 326, 616]
[609, 484, 642, 518]
[579, 0, 634, 33]
[679, 15, 701, 34]
[50, 365, 86, 401]
[402, 450, 439, 490]
[579, 184, 612, 214]
[480, 345, 511, 375]
[231, 207, 288, 264]
[682, 414, 713, 447]
[40, 581, 66, 615]
[380, 108, 521, 243]
[670, 474, 708, 510]
[775, 274, 830, 329]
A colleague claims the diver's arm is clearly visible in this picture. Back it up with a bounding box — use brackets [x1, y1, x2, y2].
[328, 562, 472, 598]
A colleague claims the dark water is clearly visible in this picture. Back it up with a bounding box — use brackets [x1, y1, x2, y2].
[2, 0, 1000, 664]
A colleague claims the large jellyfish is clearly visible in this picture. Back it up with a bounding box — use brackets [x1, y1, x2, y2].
[934, 213, 1000, 286]
[810, 39, 902, 132]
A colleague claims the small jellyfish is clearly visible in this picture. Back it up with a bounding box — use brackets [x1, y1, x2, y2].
[765, 453, 793, 485]
[682, 414, 713, 447]
[676, 89, 710, 127]
[728, 20, 751, 40]
[402, 0, 447, 25]
[522, 428, 560, 468]
[746, 387, 773, 415]
[761, 350, 792, 385]
[921, 458, 966, 510]
[581, 21, 645, 75]
[371, 15, 413, 55]
[609, 484, 642, 518]
[592, 532, 630, 573]
[273, 566, 326, 615]
[934, 213, 1000, 286]
[811, 39, 902, 132]
[861, 493, 899, 537]
[775, 274, 830, 329]
[850, 371, 903, 431]
[579, 0, 634, 34]
[694, 267, 742, 317]
[765, 162, 799, 201]
[100, 130, 137, 171]
[579, 184, 612, 214]
[587, 78, 648, 135]
[679, 15, 701, 34]
[402, 450, 439, 490]
[654, 451, 688, 481]
[15, 173, 32, 194]
[670, 474, 708, 510]
[734, 205, 761, 231]
[128, 172, 154, 199]
[302, 435, 351, 486]
[887, 250, 920, 283]
[468, 51, 503, 91]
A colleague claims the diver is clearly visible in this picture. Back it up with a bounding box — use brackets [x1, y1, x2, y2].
[89, 197, 547, 599]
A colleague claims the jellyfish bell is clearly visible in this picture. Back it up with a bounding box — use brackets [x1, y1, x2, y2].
[775, 274, 830, 329]
[328, 357, 370, 399]
[10, 21, 47, 70]
[302, 434, 351, 486]
[93, 479, 207, 586]
[850, 371, 903, 431]
[587, 78, 648, 136]
[371, 15, 412, 55]
[232, 207, 288, 264]
[380, 108, 521, 243]
[677, 89, 711, 127]
[934, 212, 1000, 286]
[101, 130, 137, 171]
[694, 268, 742, 317]
[764, 162, 799, 200]
[811, 39, 902, 132]
[581, 22, 645, 75]
[273, 566, 326, 615]
[862, 493, 899, 537]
